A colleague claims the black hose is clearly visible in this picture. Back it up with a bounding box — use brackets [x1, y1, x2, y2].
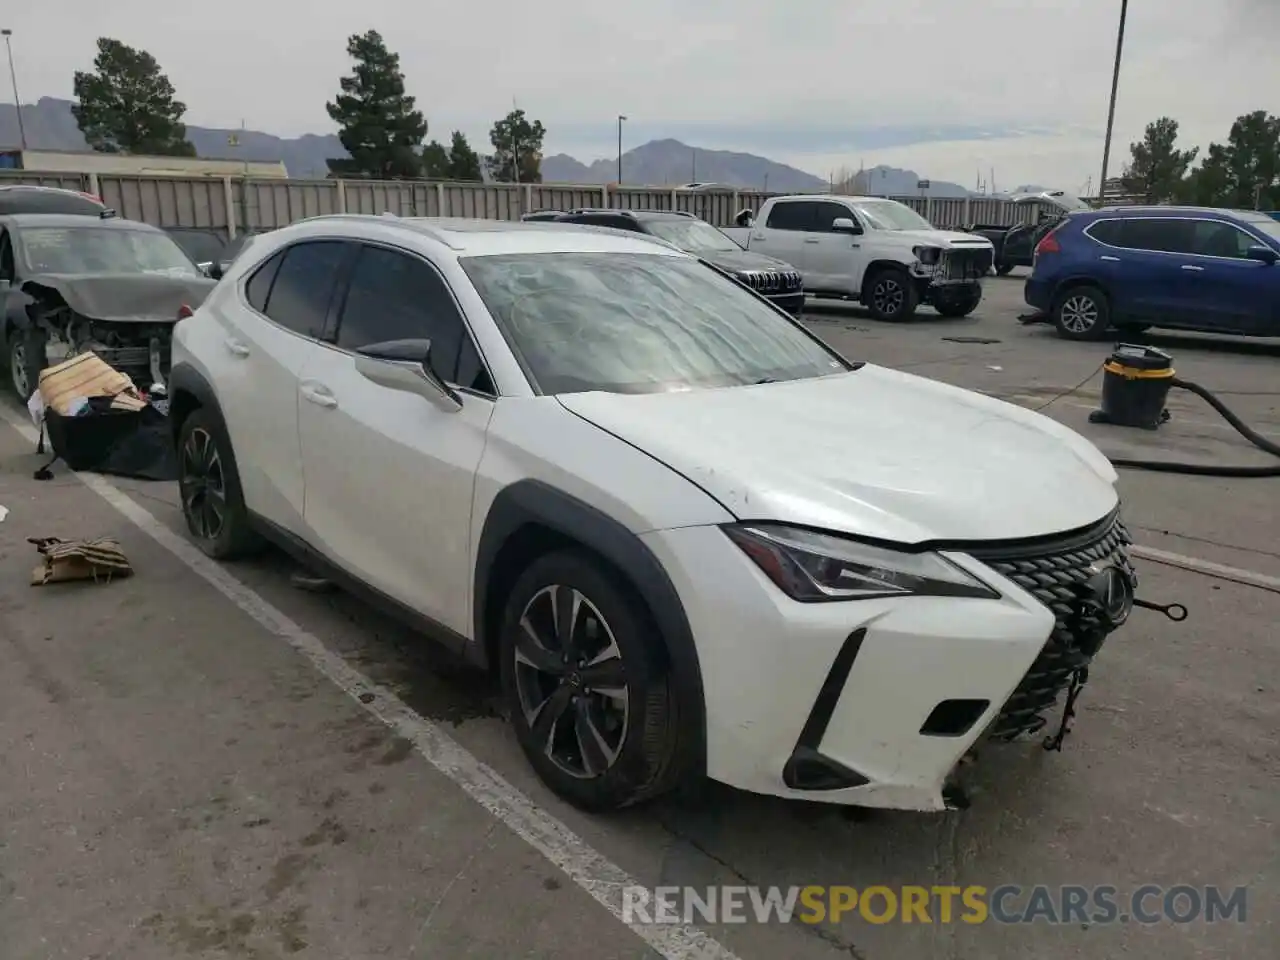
[1109, 377, 1280, 477]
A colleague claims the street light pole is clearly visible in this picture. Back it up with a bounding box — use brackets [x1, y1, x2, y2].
[1, 29, 27, 151]
[1097, 0, 1129, 206]
[617, 115, 626, 185]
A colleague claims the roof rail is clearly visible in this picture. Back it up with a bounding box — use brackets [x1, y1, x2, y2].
[289, 211, 462, 248]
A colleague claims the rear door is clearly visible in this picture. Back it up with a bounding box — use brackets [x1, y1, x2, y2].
[1176, 219, 1276, 334]
[214, 239, 353, 535]
[1105, 217, 1195, 322]
[753, 200, 819, 278]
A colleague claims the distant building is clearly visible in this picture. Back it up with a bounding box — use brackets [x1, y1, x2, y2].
[0, 148, 289, 179]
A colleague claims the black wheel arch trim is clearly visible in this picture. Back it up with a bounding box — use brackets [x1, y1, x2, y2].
[166, 362, 247, 491]
[474, 478, 707, 775]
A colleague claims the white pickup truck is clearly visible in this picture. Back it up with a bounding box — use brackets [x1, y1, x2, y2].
[722, 195, 995, 321]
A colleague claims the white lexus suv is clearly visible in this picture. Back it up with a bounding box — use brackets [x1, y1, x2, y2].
[169, 214, 1138, 813]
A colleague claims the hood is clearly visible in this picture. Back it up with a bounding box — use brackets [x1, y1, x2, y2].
[23, 272, 216, 322]
[557, 365, 1119, 545]
[702, 247, 799, 275]
[888, 229, 995, 248]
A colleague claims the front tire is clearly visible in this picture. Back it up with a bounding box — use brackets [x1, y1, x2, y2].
[863, 267, 919, 322]
[176, 407, 262, 560]
[1052, 285, 1111, 341]
[499, 550, 682, 812]
[7, 327, 46, 401]
[933, 287, 983, 319]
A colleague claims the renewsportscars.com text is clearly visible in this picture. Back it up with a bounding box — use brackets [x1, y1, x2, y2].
[622, 884, 1248, 926]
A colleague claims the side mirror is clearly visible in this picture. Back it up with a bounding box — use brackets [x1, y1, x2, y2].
[831, 217, 861, 234]
[354, 338, 463, 412]
[734, 208, 754, 227]
[204, 261, 225, 280]
[1245, 244, 1279, 265]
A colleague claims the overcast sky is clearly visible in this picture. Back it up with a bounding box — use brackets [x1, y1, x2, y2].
[4, 0, 1277, 190]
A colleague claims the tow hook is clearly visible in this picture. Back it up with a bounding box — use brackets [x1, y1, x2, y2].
[1133, 598, 1188, 622]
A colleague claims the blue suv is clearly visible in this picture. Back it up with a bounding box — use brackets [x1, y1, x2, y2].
[1024, 206, 1280, 340]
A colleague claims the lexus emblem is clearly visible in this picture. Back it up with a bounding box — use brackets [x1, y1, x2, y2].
[1085, 562, 1135, 627]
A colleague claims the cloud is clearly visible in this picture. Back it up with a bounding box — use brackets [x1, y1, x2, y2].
[2, 0, 1274, 189]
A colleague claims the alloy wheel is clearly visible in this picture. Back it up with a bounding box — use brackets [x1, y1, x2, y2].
[10, 341, 28, 398]
[513, 584, 629, 779]
[872, 277, 905, 316]
[179, 427, 228, 541]
[1059, 294, 1099, 334]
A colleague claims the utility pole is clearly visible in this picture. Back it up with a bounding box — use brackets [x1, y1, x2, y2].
[1, 29, 26, 150]
[617, 115, 626, 185]
[691, 148, 696, 183]
[1098, 0, 1129, 208]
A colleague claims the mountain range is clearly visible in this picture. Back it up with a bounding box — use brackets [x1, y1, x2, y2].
[0, 96, 1005, 197]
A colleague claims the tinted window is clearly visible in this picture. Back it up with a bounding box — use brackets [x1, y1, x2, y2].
[455, 338, 495, 394]
[245, 250, 284, 313]
[337, 245, 470, 385]
[0, 230, 14, 281]
[459, 252, 849, 395]
[263, 241, 347, 338]
[573, 214, 640, 232]
[765, 201, 816, 231]
[1086, 219, 1124, 245]
[0, 189, 105, 216]
[812, 202, 854, 232]
[1118, 218, 1194, 253]
[1189, 220, 1258, 258]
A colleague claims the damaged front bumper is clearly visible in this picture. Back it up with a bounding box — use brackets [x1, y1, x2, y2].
[910, 245, 994, 304]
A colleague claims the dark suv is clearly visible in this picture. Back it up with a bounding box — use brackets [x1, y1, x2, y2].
[552, 209, 805, 316]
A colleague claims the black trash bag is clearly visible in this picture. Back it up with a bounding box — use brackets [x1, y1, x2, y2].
[39, 399, 178, 482]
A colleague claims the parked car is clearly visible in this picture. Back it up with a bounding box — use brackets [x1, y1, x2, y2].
[1023, 205, 1280, 340]
[722, 195, 994, 321]
[967, 191, 1093, 276]
[520, 210, 565, 222]
[0, 184, 111, 217]
[168, 213, 1136, 814]
[552, 208, 804, 315]
[1, 213, 215, 398]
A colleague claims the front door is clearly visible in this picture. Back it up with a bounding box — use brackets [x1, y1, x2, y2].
[754, 200, 819, 278]
[1177, 219, 1277, 334]
[296, 242, 495, 635]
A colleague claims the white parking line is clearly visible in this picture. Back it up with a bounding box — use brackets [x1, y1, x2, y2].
[0, 408, 741, 960]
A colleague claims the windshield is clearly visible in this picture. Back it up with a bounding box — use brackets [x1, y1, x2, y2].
[1252, 220, 1280, 244]
[846, 200, 933, 231]
[642, 217, 743, 254]
[20, 226, 201, 277]
[460, 252, 849, 395]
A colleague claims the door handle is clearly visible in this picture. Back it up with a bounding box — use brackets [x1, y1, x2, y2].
[1100, 255, 1121, 262]
[803, 238, 821, 244]
[849, 243, 860, 248]
[224, 337, 251, 357]
[1180, 264, 1205, 272]
[300, 382, 338, 408]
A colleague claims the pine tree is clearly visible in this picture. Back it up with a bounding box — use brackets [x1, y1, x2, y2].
[71, 38, 195, 156]
[325, 30, 427, 179]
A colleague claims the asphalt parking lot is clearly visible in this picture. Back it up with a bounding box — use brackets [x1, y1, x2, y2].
[1, 270, 1276, 960]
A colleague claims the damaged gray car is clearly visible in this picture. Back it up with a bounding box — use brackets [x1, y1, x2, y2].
[0, 213, 216, 399]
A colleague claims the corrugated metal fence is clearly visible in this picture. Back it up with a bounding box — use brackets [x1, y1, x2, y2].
[1, 169, 1045, 241]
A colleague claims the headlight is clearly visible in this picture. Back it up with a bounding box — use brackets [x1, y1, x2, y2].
[722, 523, 999, 602]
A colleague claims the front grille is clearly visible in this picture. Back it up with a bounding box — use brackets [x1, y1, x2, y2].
[740, 270, 802, 293]
[939, 246, 994, 280]
[967, 512, 1135, 741]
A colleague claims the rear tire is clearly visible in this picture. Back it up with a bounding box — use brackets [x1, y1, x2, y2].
[995, 263, 1015, 277]
[863, 267, 919, 322]
[499, 550, 684, 812]
[176, 407, 263, 560]
[1052, 285, 1111, 341]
